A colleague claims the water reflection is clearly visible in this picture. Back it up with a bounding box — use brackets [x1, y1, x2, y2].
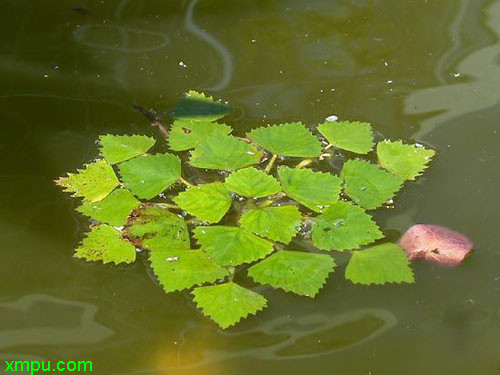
[149, 308, 396, 372]
[0, 294, 113, 348]
[405, 0, 500, 139]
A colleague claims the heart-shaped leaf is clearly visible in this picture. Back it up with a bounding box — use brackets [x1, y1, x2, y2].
[118, 153, 181, 199]
[99, 134, 155, 164]
[278, 166, 342, 212]
[345, 243, 414, 285]
[150, 249, 229, 293]
[377, 140, 435, 180]
[75, 224, 136, 264]
[192, 282, 267, 328]
[173, 182, 232, 223]
[56, 160, 119, 203]
[239, 206, 302, 244]
[247, 122, 322, 157]
[248, 250, 336, 297]
[317, 121, 373, 154]
[341, 160, 404, 209]
[224, 167, 281, 198]
[312, 201, 383, 251]
[193, 226, 274, 266]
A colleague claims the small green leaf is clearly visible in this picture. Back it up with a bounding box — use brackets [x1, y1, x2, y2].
[193, 226, 274, 266]
[56, 160, 119, 202]
[247, 122, 322, 157]
[77, 188, 141, 226]
[224, 167, 281, 198]
[75, 224, 136, 264]
[170, 90, 231, 122]
[123, 205, 189, 251]
[168, 119, 232, 151]
[345, 243, 414, 285]
[341, 160, 404, 209]
[317, 121, 374, 154]
[150, 249, 229, 293]
[118, 153, 181, 199]
[189, 134, 262, 171]
[239, 206, 302, 244]
[192, 282, 267, 329]
[278, 166, 342, 212]
[99, 134, 155, 164]
[377, 140, 435, 180]
[248, 250, 335, 297]
[312, 201, 384, 251]
[173, 182, 232, 223]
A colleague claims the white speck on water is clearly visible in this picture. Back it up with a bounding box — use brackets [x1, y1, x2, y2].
[178, 61, 187, 68]
[251, 39, 256, 43]
[453, 73, 461, 77]
[43, 74, 49, 78]
[387, 80, 393, 84]
[325, 115, 338, 122]
[415, 143, 424, 148]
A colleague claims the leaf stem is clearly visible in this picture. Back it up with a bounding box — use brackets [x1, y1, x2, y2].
[296, 159, 313, 169]
[264, 154, 278, 174]
[324, 144, 334, 151]
[179, 177, 194, 188]
[155, 203, 182, 210]
[257, 192, 286, 208]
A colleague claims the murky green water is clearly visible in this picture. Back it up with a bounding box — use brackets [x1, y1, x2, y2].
[1, 0, 499, 374]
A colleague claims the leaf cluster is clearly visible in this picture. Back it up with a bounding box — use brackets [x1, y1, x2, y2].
[56, 91, 435, 328]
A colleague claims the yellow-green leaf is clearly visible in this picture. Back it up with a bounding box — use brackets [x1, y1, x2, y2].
[75, 224, 136, 264]
[345, 243, 414, 285]
[173, 182, 232, 223]
[192, 282, 267, 329]
[248, 250, 335, 297]
[56, 160, 119, 203]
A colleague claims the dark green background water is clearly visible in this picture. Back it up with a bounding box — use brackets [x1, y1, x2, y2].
[1, 0, 499, 374]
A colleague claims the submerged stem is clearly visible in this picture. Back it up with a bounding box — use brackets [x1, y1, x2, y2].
[296, 159, 313, 169]
[179, 177, 194, 188]
[155, 203, 182, 210]
[257, 192, 286, 208]
[264, 154, 278, 174]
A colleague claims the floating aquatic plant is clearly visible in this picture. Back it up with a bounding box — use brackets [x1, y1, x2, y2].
[56, 91, 438, 329]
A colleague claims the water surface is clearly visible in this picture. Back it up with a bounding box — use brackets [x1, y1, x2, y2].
[1, 0, 499, 374]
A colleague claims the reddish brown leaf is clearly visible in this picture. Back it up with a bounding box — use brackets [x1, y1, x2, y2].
[399, 224, 473, 266]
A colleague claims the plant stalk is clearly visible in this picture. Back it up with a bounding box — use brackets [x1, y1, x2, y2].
[264, 154, 278, 174]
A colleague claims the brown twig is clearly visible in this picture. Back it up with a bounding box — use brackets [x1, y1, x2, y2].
[132, 104, 169, 138]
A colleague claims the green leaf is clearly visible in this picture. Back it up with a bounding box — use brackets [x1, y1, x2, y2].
[192, 282, 267, 329]
[345, 243, 414, 285]
[341, 160, 404, 209]
[239, 206, 302, 244]
[173, 182, 232, 223]
[56, 160, 119, 202]
[193, 226, 274, 266]
[224, 167, 281, 198]
[118, 153, 181, 199]
[377, 140, 435, 180]
[150, 249, 229, 293]
[317, 121, 374, 154]
[99, 134, 155, 164]
[123, 205, 189, 251]
[247, 122, 322, 157]
[170, 90, 231, 122]
[278, 166, 342, 212]
[168, 119, 232, 151]
[248, 250, 335, 297]
[77, 188, 141, 226]
[312, 201, 384, 251]
[75, 224, 136, 264]
[189, 134, 262, 171]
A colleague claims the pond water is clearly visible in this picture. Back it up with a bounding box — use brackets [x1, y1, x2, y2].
[1, 0, 499, 374]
